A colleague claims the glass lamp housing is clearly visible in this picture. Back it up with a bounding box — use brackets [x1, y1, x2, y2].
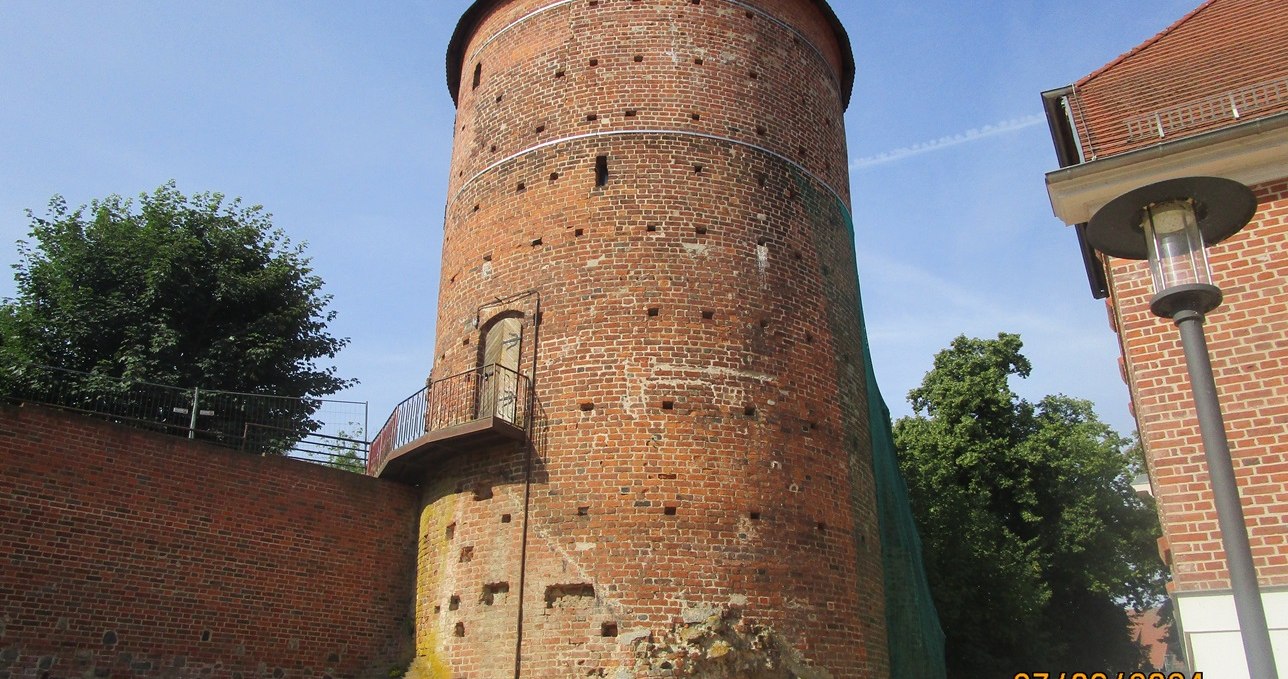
[1141, 198, 1212, 295]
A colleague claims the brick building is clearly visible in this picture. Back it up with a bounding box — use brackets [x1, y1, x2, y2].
[1043, 0, 1288, 674]
[367, 0, 896, 675]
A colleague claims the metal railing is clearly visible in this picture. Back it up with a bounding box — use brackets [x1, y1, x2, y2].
[0, 363, 368, 470]
[1123, 76, 1288, 144]
[368, 363, 530, 475]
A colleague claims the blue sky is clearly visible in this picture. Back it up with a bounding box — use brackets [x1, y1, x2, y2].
[0, 0, 1201, 437]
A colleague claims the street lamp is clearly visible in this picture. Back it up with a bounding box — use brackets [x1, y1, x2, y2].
[1087, 176, 1276, 679]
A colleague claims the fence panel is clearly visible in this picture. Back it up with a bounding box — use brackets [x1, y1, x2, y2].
[0, 363, 367, 470]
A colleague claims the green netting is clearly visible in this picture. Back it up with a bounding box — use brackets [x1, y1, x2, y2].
[783, 166, 945, 677]
[861, 318, 948, 679]
[847, 206, 947, 679]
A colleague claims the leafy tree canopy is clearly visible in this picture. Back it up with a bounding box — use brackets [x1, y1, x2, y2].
[894, 333, 1167, 676]
[1, 181, 352, 400]
[323, 427, 368, 474]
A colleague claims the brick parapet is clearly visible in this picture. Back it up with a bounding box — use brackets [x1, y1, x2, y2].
[0, 403, 418, 679]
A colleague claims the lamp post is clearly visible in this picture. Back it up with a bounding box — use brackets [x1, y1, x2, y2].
[1087, 176, 1277, 679]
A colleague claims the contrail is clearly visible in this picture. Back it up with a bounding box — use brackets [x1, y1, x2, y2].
[850, 114, 1046, 170]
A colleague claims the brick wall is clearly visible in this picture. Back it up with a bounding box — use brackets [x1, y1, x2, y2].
[408, 1, 889, 677]
[1107, 178, 1288, 592]
[0, 403, 419, 679]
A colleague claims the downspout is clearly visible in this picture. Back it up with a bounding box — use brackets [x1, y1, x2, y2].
[1042, 86, 1110, 299]
[513, 292, 541, 679]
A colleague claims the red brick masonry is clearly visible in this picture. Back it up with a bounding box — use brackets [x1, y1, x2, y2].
[1108, 180, 1288, 592]
[0, 403, 418, 679]
[408, 0, 889, 676]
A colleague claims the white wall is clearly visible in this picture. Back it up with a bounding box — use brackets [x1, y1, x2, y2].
[1176, 590, 1288, 679]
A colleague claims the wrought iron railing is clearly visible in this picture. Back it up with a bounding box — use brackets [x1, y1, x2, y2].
[0, 362, 368, 469]
[367, 363, 531, 475]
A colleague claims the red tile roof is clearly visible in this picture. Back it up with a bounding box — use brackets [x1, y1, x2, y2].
[1067, 0, 1288, 160]
[1129, 608, 1170, 670]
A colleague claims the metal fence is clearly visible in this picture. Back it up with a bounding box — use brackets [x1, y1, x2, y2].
[368, 363, 530, 475]
[1124, 76, 1288, 144]
[0, 363, 368, 470]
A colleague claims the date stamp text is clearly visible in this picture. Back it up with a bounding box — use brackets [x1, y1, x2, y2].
[1014, 674, 1201, 679]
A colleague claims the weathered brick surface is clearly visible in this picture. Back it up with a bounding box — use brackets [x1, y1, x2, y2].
[0, 403, 418, 679]
[1106, 179, 1288, 592]
[447, 0, 851, 205]
[410, 1, 889, 677]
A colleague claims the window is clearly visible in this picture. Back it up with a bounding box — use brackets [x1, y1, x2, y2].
[595, 155, 609, 187]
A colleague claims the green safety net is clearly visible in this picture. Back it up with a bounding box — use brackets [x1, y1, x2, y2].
[846, 203, 947, 679]
[784, 168, 945, 677]
[859, 298, 948, 679]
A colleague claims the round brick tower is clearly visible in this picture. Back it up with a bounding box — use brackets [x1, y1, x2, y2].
[406, 0, 887, 676]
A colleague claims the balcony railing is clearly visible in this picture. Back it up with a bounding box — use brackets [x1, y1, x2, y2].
[368, 363, 531, 478]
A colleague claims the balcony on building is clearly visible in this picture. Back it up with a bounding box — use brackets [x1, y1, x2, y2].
[367, 363, 530, 482]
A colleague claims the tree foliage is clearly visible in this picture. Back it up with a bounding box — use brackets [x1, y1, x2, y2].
[1, 182, 352, 442]
[323, 427, 368, 474]
[894, 333, 1167, 676]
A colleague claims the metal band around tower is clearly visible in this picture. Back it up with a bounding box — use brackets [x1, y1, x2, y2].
[451, 129, 849, 209]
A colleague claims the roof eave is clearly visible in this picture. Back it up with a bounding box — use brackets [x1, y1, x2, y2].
[1046, 110, 1288, 225]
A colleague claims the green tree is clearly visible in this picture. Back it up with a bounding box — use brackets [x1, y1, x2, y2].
[894, 333, 1167, 677]
[327, 444, 366, 473]
[323, 426, 368, 473]
[0, 182, 353, 443]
